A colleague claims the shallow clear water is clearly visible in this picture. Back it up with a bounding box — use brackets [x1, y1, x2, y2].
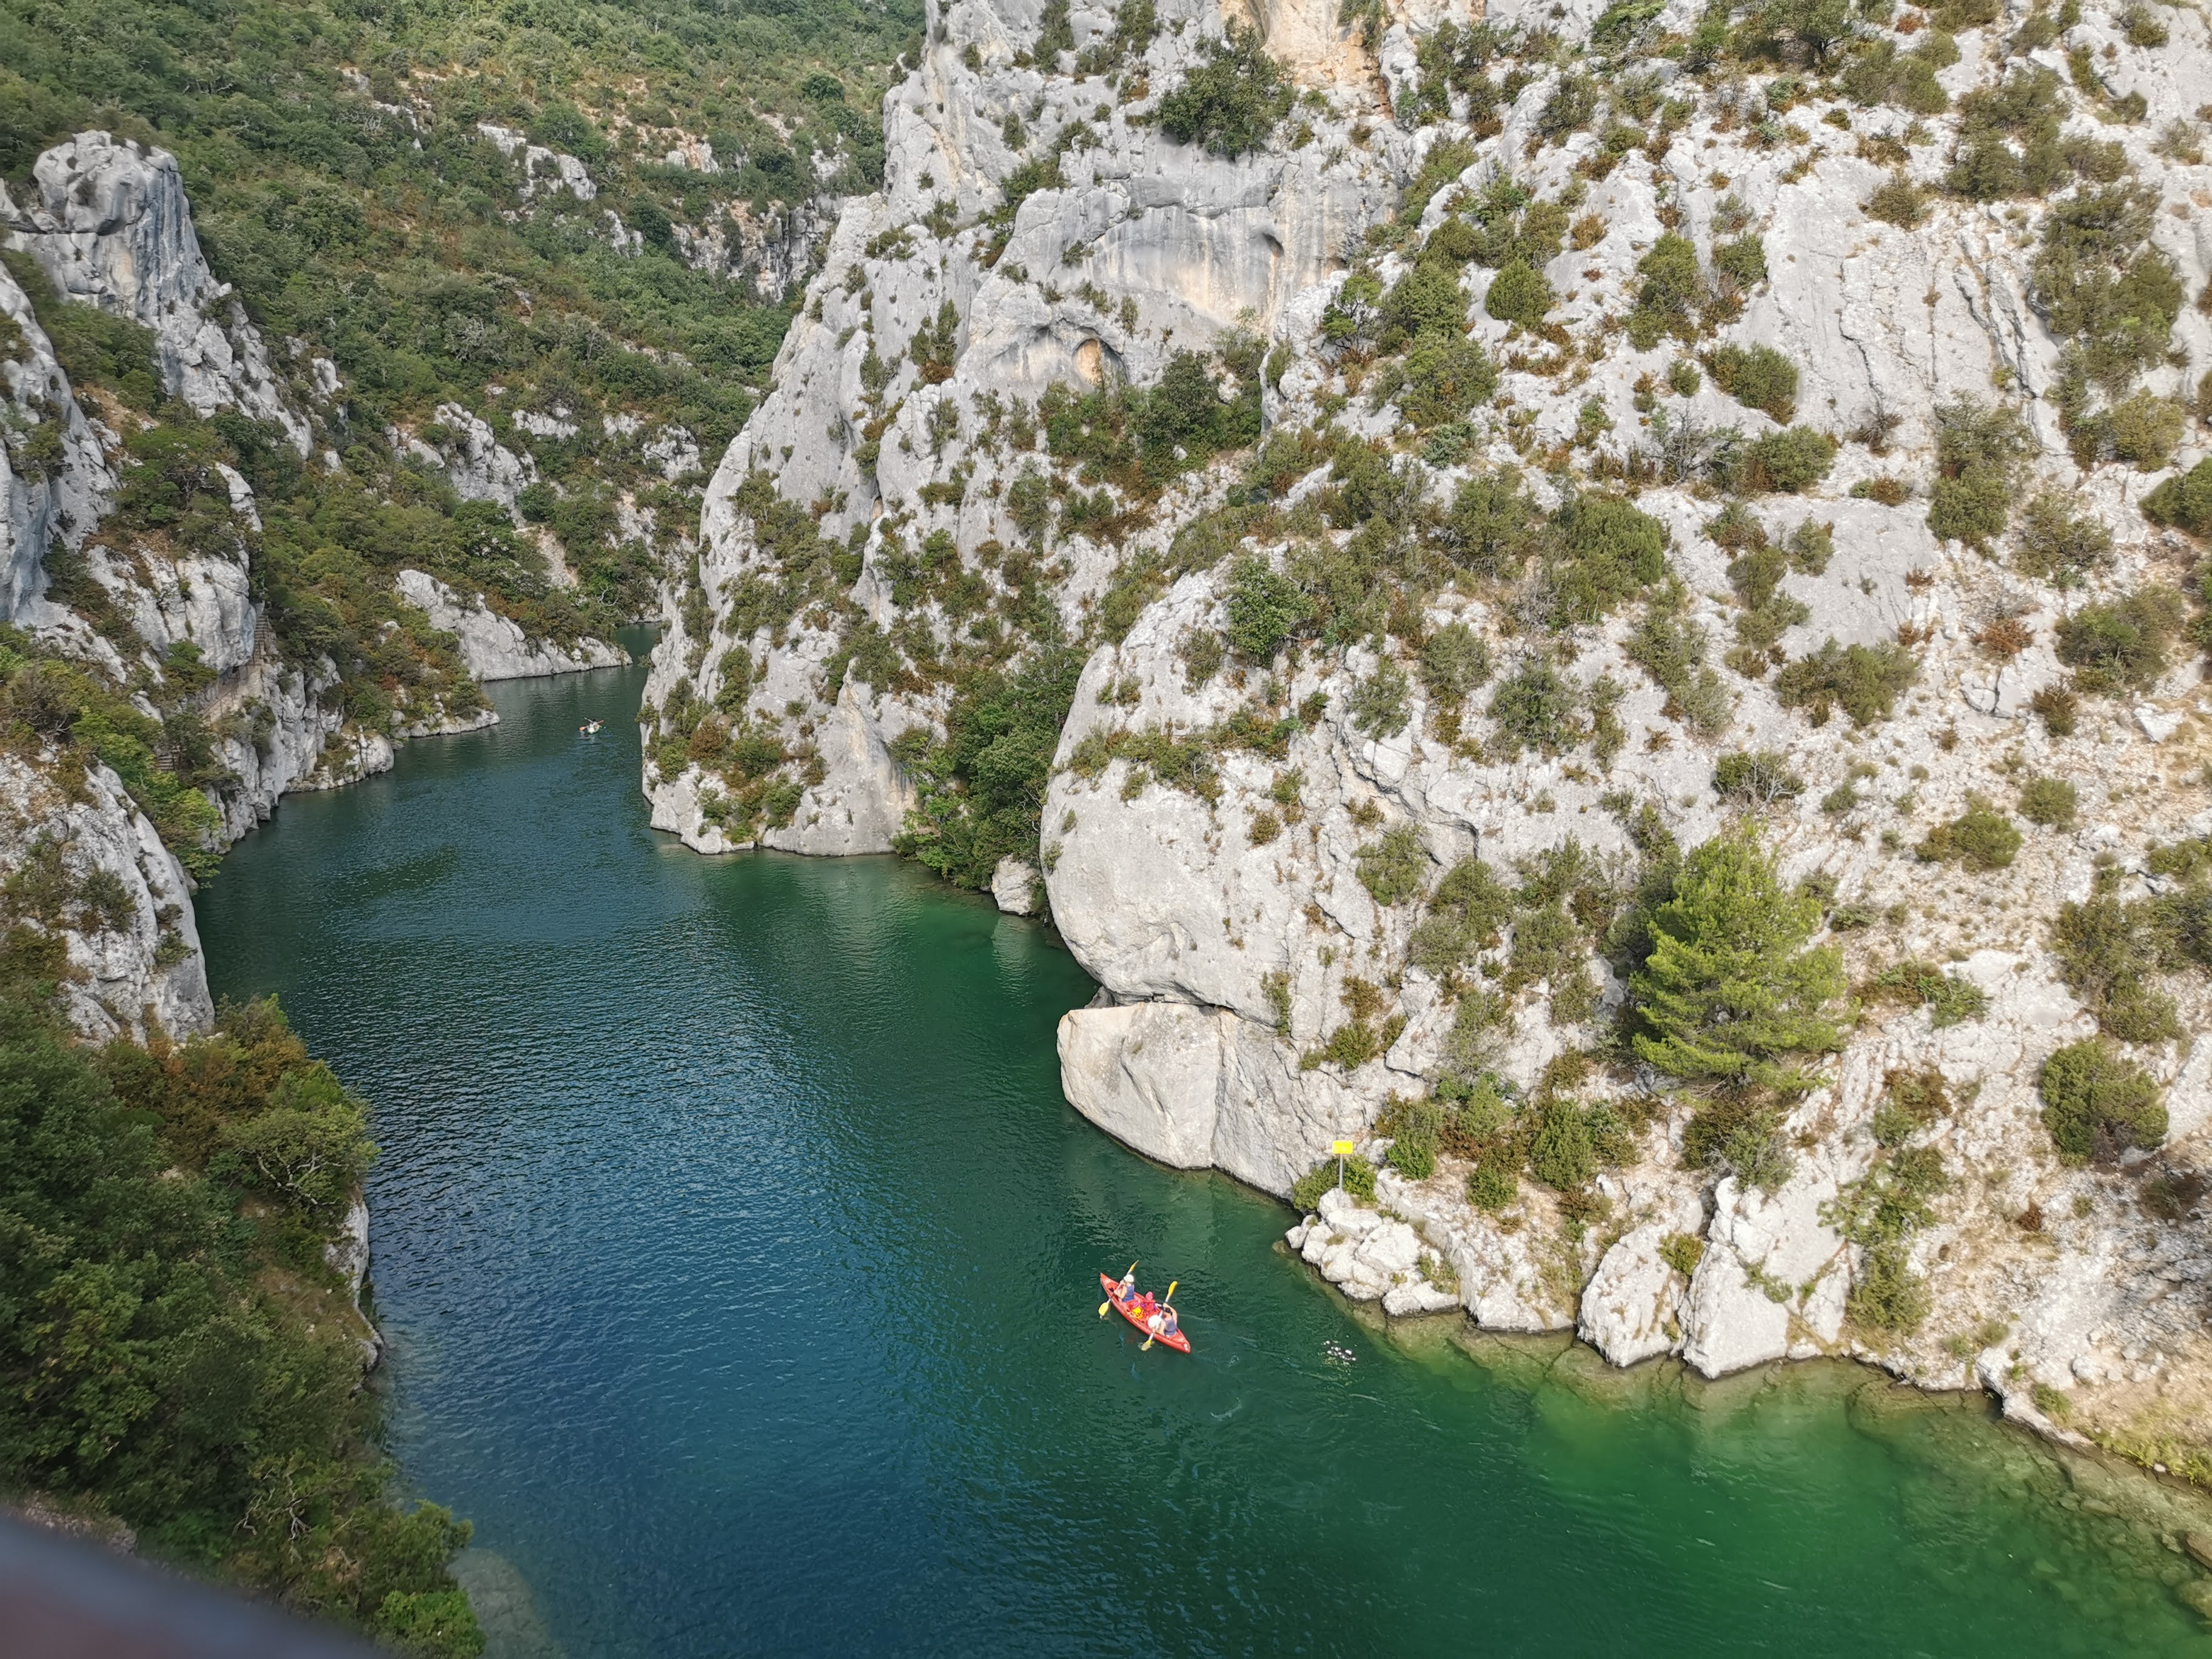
[195, 658, 2212, 1657]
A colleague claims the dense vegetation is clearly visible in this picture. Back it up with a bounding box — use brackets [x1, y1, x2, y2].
[0, 989, 480, 1656]
[1, 0, 922, 654]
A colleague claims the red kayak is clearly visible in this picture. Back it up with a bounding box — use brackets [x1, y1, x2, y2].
[1100, 1273, 1191, 1353]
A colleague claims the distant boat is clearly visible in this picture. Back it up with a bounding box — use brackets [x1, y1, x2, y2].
[579, 719, 604, 736]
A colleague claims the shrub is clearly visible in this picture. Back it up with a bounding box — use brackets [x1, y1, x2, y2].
[1629, 824, 1846, 1090]
[1545, 492, 1670, 626]
[2039, 1039, 2165, 1164]
[1927, 400, 2032, 545]
[2031, 685, 2079, 737]
[2144, 459, 2212, 536]
[1734, 427, 1836, 494]
[2055, 587, 2185, 695]
[1441, 469, 1544, 578]
[1292, 1151, 1378, 1210]
[1487, 656, 1583, 756]
[1849, 1242, 1932, 1334]
[1872, 962, 1989, 1028]
[1349, 659, 1412, 739]
[1708, 343, 1798, 421]
[1683, 1093, 1795, 1191]
[1865, 175, 1929, 226]
[1485, 261, 1555, 329]
[2018, 776, 2079, 829]
[1712, 235, 1768, 290]
[1775, 638, 1917, 728]
[1356, 824, 1430, 905]
[1916, 799, 2021, 870]
[2052, 890, 2181, 1042]
[1529, 1098, 1597, 1191]
[1468, 1152, 1520, 1210]
[1156, 26, 1295, 158]
[1627, 233, 1702, 347]
[1713, 749, 1805, 805]
[1224, 555, 1310, 661]
[2032, 184, 2184, 395]
[2013, 494, 2114, 586]
[1393, 332, 1498, 428]
[1381, 260, 1470, 346]
[1419, 623, 1492, 706]
[1409, 856, 1515, 973]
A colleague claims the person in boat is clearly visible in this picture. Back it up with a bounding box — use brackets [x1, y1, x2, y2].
[1158, 1304, 1179, 1341]
[1113, 1268, 1138, 1304]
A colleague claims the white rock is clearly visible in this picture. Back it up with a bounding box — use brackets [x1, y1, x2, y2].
[991, 856, 1041, 916]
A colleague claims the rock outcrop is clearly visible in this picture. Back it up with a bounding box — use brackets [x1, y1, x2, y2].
[652, 0, 2212, 1466]
[1, 132, 309, 452]
[396, 570, 630, 681]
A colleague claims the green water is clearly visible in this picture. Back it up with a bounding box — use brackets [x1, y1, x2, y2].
[193, 657, 2212, 1657]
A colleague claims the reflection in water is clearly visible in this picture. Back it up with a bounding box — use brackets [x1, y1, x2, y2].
[195, 655, 2212, 1658]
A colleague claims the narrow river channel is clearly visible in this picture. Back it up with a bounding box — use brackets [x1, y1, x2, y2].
[193, 655, 2211, 1657]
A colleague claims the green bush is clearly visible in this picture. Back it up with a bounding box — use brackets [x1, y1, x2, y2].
[1927, 400, 2033, 545]
[2017, 775, 2079, 829]
[1381, 260, 1470, 346]
[1915, 799, 2020, 870]
[1441, 469, 1543, 578]
[1683, 1093, 1794, 1191]
[1872, 962, 1989, 1028]
[1865, 174, 1929, 226]
[2032, 183, 2184, 395]
[1391, 331, 1498, 428]
[1712, 749, 1804, 804]
[1224, 555, 1310, 661]
[2051, 889, 2182, 1042]
[2143, 458, 2212, 536]
[1349, 659, 1412, 738]
[1849, 1242, 1932, 1334]
[1708, 343, 1798, 421]
[1409, 856, 1515, 974]
[1487, 655, 1583, 756]
[2013, 493, 2113, 586]
[1627, 233, 1702, 347]
[1734, 426, 1837, 494]
[1485, 261, 1556, 328]
[1629, 823, 1846, 1090]
[1774, 638, 1918, 728]
[1544, 492, 1670, 626]
[2039, 1039, 2165, 1164]
[1712, 235, 1769, 290]
[1467, 1149, 1520, 1210]
[1419, 623, 1492, 706]
[1292, 1151, 1378, 1211]
[2054, 586, 2185, 696]
[1156, 26, 1294, 157]
[1356, 824, 1431, 905]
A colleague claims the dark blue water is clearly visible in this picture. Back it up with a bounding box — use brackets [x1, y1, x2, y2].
[193, 659, 2212, 1657]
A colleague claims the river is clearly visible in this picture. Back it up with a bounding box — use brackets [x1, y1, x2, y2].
[193, 655, 2212, 1657]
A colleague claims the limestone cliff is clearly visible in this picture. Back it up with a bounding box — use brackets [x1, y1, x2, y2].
[0, 132, 626, 1039]
[653, 0, 2212, 1469]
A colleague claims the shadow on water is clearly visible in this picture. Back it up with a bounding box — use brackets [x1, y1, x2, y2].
[193, 656, 2212, 1658]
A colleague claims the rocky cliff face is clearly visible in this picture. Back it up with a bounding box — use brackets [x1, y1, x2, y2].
[655, 0, 2212, 1467]
[0, 132, 628, 1039]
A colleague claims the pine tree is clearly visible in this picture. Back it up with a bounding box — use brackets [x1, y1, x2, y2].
[1629, 825, 1846, 1090]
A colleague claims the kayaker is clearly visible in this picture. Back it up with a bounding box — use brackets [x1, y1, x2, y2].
[1159, 1305, 1179, 1340]
[1114, 1268, 1138, 1304]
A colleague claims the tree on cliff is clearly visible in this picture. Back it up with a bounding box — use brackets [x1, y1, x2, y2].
[1627, 825, 1846, 1091]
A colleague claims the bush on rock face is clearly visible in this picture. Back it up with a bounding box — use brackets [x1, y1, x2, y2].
[1484, 261, 1555, 329]
[2054, 586, 2185, 696]
[1708, 343, 1798, 421]
[2039, 1039, 2165, 1164]
[1356, 824, 1430, 905]
[1224, 555, 1310, 662]
[1292, 1152, 1377, 1211]
[1915, 799, 2021, 870]
[2144, 458, 2212, 536]
[1156, 26, 1293, 158]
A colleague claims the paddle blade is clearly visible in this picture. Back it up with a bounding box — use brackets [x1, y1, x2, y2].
[1097, 1301, 1110, 1318]
[1140, 1337, 1154, 1352]
[1165, 1281, 1178, 1301]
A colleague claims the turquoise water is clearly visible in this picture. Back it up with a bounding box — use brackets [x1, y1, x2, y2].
[195, 659, 2212, 1657]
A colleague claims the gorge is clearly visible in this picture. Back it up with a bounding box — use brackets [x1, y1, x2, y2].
[8, 0, 2212, 1648]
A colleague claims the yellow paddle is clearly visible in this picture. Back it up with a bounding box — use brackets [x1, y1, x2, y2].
[1140, 1281, 1178, 1351]
[1098, 1262, 1138, 1318]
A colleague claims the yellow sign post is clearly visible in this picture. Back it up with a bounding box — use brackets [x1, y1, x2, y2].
[1330, 1139, 1353, 1191]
